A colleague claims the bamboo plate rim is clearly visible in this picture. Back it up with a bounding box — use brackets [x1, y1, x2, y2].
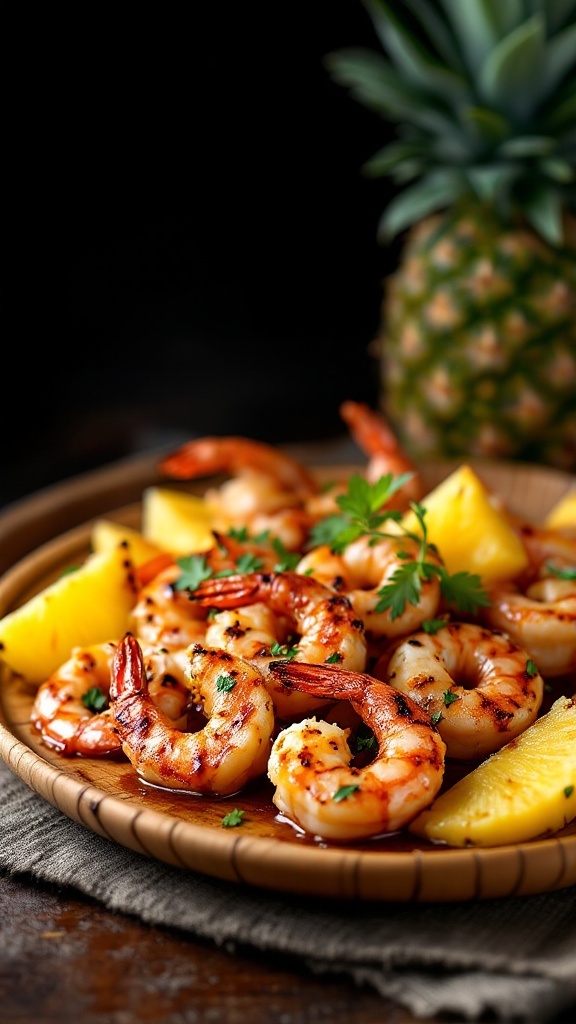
[1, 451, 575, 903]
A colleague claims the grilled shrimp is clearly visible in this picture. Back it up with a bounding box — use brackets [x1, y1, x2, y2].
[296, 534, 443, 640]
[374, 622, 544, 760]
[339, 400, 423, 509]
[129, 563, 210, 651]
[160, 435, 318, 498]
[192, 571, 367, 718]
[267, 661, 446, 842]
[482, 576, 576, 678]
[30, 641, 191, 757]
[159, 434, 318, 550]
[110, 635, 275, 794]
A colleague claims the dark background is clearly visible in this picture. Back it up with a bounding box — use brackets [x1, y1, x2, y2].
[6, 3, 402, 506]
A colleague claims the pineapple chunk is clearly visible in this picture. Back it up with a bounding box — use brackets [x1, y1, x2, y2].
[141, 487, 215, 556]
[410, 697, 576, 848]
[0, 547, 137, 685]
[545, 492, 576, 530]
[401, 464, 528, 582]
[91, 518, 164, 567]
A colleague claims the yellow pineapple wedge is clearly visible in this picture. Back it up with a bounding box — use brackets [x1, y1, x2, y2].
[545, 491, 576, 530]
[0, 547, 137, 685]
[91, 518, 164, 566]
[401, 464, 528, 582]
[141, 486, 215, 556]
[410, 696, 576, 847]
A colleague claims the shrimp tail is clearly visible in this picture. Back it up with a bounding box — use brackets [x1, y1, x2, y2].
[110, 633, 146, 702]
[159, 435, 318, 495]
[339, 400, 423, 504]
[190, 573, 263, 609]
[340, 401, 404, 462]
[269, 660, 366, 702]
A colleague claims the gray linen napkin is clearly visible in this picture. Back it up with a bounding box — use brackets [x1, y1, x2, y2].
[1, 760, 575, 1023]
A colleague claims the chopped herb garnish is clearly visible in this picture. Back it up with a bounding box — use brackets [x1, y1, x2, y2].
[325, 652, 342, 664]
[270, 641, 299, 659]
[81, 687, 108, 712]
[235, 552, 264, 574]
[173, 554, 213, 592]
[310, 480, 490, 620]
[564, 785, 574, 798]
[60, 565, 80, 577]
[216, 674, 236, 693]
[526, 659, 539, 678]
[545, 562, 576, 580]
[271, 537, 301, 572]
[431, 710, 443, 725]
[443, 690, 460, 707]
[227, 526, 249, 542]
[333, 784, 360, 802]
[354, 729, 377, 754]
[422, 616, 449, 635]
[221, 808, 245, 828]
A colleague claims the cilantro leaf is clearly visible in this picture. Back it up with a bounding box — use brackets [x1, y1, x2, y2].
[422, 616, 449, 635]
[271, 537, 301, 572]
[82, 687, 108, 713]
[438, 569, 491, 613]
[222, 808, 245, 828]
[375, 562, 422, 620]
[443, 690, 460, 707]
[173, 554, 213, 592]
[216, 674, 236, 692]
[270, 641, 299, 659]
[235, 552, 264, 574]
[333, 784, 360, 802]
[546, 562, 576, 581]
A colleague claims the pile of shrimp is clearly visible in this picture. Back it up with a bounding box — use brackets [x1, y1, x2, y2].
[29, 400, 576, 843]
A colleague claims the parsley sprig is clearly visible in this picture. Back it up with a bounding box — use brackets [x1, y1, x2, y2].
[310, 475, 490, 620]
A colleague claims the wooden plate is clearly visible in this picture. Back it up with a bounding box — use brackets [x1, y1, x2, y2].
[1, 452, 575, 902]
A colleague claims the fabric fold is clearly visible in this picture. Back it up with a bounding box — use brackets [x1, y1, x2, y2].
[1, 761, 575, 1023]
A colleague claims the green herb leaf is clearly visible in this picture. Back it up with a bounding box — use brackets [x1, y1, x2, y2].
[333, 784, 360, 802]
[526, 659, 539, 678]
[431, 710, 443, 725]
[354, 729, 377, 754]
[438, 569, 491, 613]
[221, 808, 245, 828]
[443, 690, 460, 707]
[325, 652, 343, 664]
[546, 562, 576, 581]
[422, 616, 449, 635]
[60, 565, 80, 577]
[173, 554, 213, 592]
[564, 785, 574, 798]
[308, 513, 358, 551]
[270, 641, 299, 660]
[235, 552, 264, 574]
[271, 537, 301, 572]
[375, 561, 422, 620]
[81, 687, 108, 713]
[216, 674, 237, 693]
[227, 526, 249, 542]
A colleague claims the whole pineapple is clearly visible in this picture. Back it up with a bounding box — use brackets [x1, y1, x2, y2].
[326, 0, 576, 469]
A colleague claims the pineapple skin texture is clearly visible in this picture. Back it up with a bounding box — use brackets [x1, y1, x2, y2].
[410, 697, 576, 848]
[379, 209, 576, 471]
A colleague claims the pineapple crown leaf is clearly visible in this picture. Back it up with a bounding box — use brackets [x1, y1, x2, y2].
[522, 186, 564, 243]
[377, 173, 461, 241]
[327, 0, 576, 244]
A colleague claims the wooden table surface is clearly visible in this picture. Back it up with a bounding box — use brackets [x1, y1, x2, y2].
[1, 870, 574, 1024]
